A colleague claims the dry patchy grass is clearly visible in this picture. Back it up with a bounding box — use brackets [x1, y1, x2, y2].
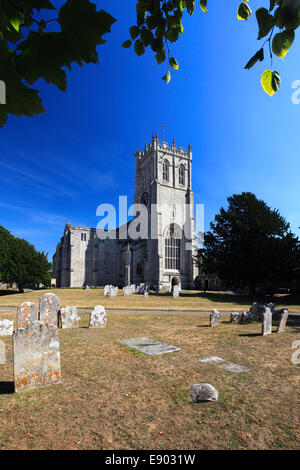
[0, 310, 299, 450]
[0, 288, 299, 312]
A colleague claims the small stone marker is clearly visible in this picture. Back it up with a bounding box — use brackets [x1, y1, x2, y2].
[0, 319, 14, 336]
[39, 293, 59, 326]
[190, 383, 218, 403]
[221, 363, 250, 373]
[59, 306, 81, 329]
[230, 312, 241, 323]
[17, 302, 37, 329]
[200, 356, 224, 363]
[210, 309, 220, 327]
[104, 285, 110, 296]
[144, 288, 149, 297]
[173, 285, 179, 298]
[13, 321, 62, 393]
[89, 305, 107, 328]
[262, 306, 272, 336]
[120, 337, 180, 356]
[277, 309, 288, 333]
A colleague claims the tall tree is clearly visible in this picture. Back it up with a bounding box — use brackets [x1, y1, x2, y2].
[0, 225, 51, 292]
[203, 192, 300, 295]
[0, 0, 299, 127]
[0, 225, 14, 283]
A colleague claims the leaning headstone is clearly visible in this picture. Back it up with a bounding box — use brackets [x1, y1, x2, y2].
[210, 309, 220, 327]
[277, 309, 288, 333]
[89, 305, 107, 328]
[173, 285, 179, 298]
[39, 293, 59, 326]
[17, 302, 37, 329]
[190, 383, 218, 402]
[59, 306, 81, 329]
[0, 319, 13, 336]
[262, 306, 272, 336]
[230, 312, 241, 323]
[13, 321, 62, 393]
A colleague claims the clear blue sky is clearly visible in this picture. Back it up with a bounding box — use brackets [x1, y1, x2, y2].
[1, 1, 300, 260]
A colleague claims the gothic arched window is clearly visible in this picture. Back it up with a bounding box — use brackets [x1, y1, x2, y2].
[164, 223, 182, 270]
[162, 159, 169, 182]
[179, 164, 185, 185]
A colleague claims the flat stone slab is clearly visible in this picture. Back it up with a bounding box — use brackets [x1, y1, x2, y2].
[119, 337, 180, 356]
[200, 356, 224, 363]
[221, 363, 250, 373]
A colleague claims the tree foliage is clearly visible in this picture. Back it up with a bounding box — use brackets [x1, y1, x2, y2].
[0, 225, 51, 292]
[0, 0, 300, 126]
[202, 192, 300, 295]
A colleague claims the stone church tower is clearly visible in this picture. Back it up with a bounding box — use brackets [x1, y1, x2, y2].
[52, 134, 198, 290]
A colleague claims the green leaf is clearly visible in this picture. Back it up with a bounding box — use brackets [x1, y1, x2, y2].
[261, 70, 281, 96]
[129, 26, 140, 40]
[59, 0, 116, 64]
[155, 49, 166, 65]
[169, 57, 179, 70]
[185, 0, 196, 15]
[162, 70, 171, 84]
[122, 40, 132, 48]
[237, 2, 252, 20]
[272, 30, 295, 58]
[134, 39, 145, 56]
[256, 8, 274, 40]
[200, 0, 207, 13]
[244, 48, 264, 70]
[141, 28, 154, 47]
[0, 43, 45, 127]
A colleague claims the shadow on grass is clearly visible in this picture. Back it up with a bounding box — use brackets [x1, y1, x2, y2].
[0, 381, 14, 394]
[287, 315, 300, 332]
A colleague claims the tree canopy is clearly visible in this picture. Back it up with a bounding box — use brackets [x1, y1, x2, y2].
[0, 0, 300, 127]
[202, 192, 300, 294]
[0, 225, 51, 292]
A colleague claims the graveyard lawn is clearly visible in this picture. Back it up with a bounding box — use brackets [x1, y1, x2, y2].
[0, 310, 299, 450]
[0, 289, 300, 312]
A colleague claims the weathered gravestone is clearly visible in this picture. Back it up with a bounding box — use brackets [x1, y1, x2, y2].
[89, 305, 107, 328]
[0, 319, 14, 336]
[104, 285, 110, 296]
[249, 302, 266, 321]
[230, 312, 241, 323]
[241, 311, 251, 324]
[210, 309, 220, 327]
[59, 306, 81, 329]
[39, 293, 59, 326]
[0, 340, 5, 365]
[277, 309, 288, 333]
[262, 306, 272, 336]
[17, 302, 37, 329]
[13, 321, 62, 393]
[190, 383, 218, 402]
[109, 286, 118, 297]
[123, 286, 131, 296]
[129, 284, 136, 294]
[173, 285, 179, 298]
